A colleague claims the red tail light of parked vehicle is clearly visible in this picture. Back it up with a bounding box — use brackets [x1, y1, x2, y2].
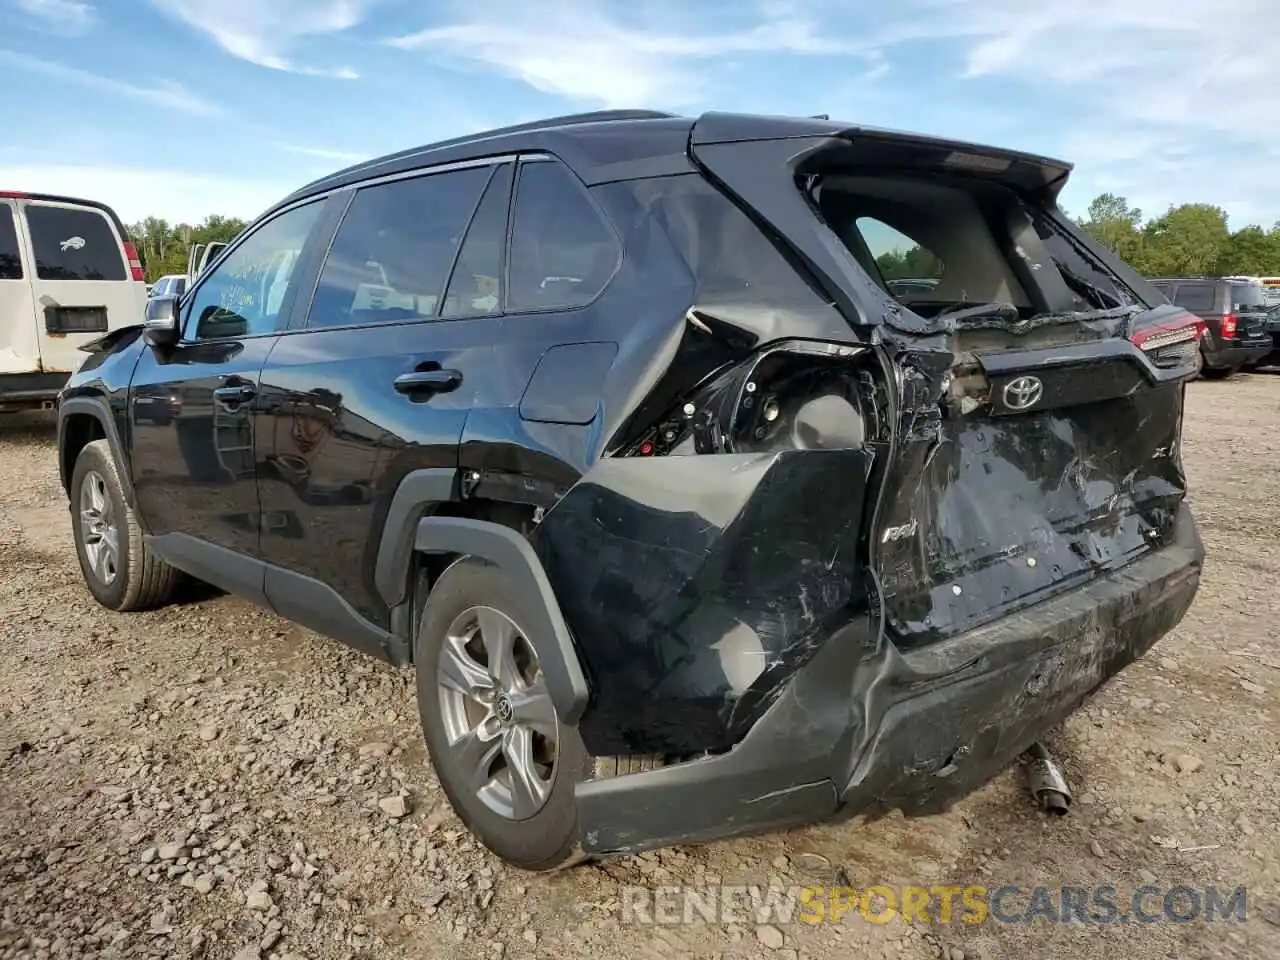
[123, 241, 146, 282]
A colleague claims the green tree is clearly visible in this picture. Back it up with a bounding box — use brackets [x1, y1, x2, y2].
[1080, 193, 1145, 265]
[127, 214, 249, 281]
[1216, 225, 1280, 275]
[1141, 203, 1231, 276]
[876, 246, 943, 281]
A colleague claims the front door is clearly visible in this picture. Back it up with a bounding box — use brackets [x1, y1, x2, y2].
[130, 199, 328, 562]
[256, 161, 511, 629]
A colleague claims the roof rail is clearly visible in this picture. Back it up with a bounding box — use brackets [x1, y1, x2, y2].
[424, 109, 679, 149]
[306, 109, 681, 188]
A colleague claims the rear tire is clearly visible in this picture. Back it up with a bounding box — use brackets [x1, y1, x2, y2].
[1200, 366, 1236, 380]
[69, 439, 179, 611]
[414, 558, 588, 871]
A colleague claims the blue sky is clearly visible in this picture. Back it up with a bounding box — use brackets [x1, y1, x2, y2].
[1, 0, 1277, 229]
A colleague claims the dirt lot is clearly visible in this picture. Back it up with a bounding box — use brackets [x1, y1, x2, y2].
[2, 376, 1278, 960]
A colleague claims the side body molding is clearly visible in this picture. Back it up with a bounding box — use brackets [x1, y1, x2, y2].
[414, 516, 591, 725]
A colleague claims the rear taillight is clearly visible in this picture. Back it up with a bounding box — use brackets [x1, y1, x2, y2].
[1129, 313, 1206, 369]
[1221, 313, 1238, 338]
[0, 190, 28, 198]
[123, 241, 145, 282]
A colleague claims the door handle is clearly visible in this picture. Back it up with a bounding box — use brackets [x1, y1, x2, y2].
[213, 382, 256, 409]
[394, 368, 463, 397]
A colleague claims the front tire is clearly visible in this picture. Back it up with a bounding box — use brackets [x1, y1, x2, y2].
[69, 439, 179, 611]
[414, 558, 587, 871]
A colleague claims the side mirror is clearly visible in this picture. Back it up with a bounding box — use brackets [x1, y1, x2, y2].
[143, 295, 181, 347]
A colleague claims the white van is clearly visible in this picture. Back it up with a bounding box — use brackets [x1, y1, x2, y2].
[0, 191, 148, 411]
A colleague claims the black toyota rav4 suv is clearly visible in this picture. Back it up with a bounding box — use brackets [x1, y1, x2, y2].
[57, 110, 1205, 870]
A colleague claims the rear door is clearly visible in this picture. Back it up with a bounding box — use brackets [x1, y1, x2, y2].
[0, 199, 38, 375]
[16, 199, 147, 374]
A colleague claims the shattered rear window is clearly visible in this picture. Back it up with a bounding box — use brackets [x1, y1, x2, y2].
[815, 175, 1036, 313]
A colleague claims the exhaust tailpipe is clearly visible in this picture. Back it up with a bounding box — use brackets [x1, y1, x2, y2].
[1024, 742, 1071, 815]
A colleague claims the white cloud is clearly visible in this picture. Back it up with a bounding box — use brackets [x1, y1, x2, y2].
[14, 0, 94, 34]
[0, 51, 221, 117]
[863, 0, 1280, 224]
[388, 1, 878, 107]
[151, 0, 364, 77]
[383, 0, 1280, 224]
[274, 142, 368, 163]
[0, 164, 298, 223]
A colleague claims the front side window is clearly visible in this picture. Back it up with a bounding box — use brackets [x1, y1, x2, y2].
[186, 201, 323, 340]
[24, 204, 126, 281]
[306, 166, 492, 329]
[0, 205, 22, 280]
[507, 160, 619, 313]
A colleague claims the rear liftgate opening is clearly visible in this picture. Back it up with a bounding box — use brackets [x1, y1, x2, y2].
[766, 131, 1201, 644]
[798, 141, 1205, 810]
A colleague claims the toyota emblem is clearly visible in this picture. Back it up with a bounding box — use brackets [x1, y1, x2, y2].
[1002, 375, 1044, 411]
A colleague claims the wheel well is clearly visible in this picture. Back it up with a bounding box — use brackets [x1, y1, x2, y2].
[60, 413, 106, 494]
[405, 498, 538, 662]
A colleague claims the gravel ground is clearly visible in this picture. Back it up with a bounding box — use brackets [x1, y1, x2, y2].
[2, 375, 1278, 960]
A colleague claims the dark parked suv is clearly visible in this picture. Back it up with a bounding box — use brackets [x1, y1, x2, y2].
[57, 110, 1205, 870]
[1147, 276, 1271, 378]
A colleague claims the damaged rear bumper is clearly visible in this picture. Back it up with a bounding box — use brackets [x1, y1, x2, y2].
[575, 505, 1202, 856]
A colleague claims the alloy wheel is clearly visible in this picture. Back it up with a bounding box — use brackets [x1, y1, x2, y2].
[436, 606, 559, 820]
[79, 470, 120, 586]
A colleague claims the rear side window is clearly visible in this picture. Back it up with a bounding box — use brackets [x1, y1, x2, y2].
[0, 205, 21, 280]
[307, 166, 491, 328]
[24, 205, 126, 281]
[1170, 283, 1215, 313]
[507, 160, 618, 312]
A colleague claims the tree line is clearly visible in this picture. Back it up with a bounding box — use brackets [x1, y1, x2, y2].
[128, 215, 248, 282]
[1076, 194, 1280, 277]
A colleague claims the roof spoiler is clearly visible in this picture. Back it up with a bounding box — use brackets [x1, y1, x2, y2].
[691, 112, 1073, 200]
